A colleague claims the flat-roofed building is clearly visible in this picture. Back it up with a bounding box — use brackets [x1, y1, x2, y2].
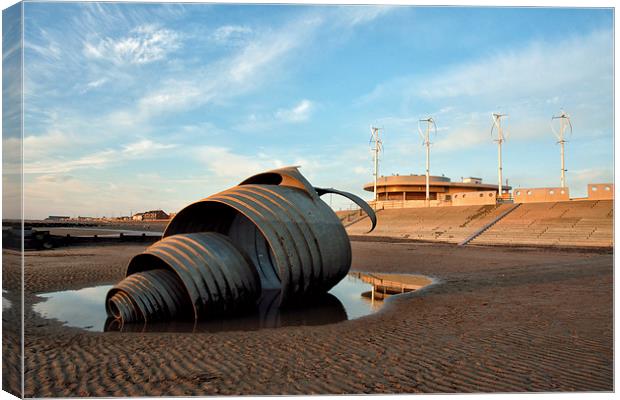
[133, 210, 169, 221]
[513, 187, 570, 203]
[452, 190, 497, 206]
[363, 175, 511, 208]
[588, 183, 614, 200]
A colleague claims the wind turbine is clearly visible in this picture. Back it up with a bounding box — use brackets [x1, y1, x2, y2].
[491, 113, 509, 198]
[369, 126, 383, 203]
[551, 110, 572, 188]
[418, 117, 437, 206]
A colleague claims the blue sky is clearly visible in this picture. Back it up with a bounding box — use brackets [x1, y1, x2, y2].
[10, 3, 614, 219]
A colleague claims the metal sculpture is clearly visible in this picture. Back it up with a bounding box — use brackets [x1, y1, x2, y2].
[105, 292, 347, 333]
[106, 166, 376, 326]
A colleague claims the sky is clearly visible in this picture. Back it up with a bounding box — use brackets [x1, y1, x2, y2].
[5, 3, 614, 219]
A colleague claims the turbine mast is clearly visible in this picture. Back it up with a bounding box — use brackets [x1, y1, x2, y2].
[551, 110, 572, 188]
[369, 126, 383, 204]
[491, 113, 508, 198]
[418, 117, 437, 207]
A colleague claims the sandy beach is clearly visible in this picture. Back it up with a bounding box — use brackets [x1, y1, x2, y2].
[3, 240, 613, 396]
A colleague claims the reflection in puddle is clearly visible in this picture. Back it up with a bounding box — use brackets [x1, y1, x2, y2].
[353, 272, 433, 301]
[34, 272, 432, 333]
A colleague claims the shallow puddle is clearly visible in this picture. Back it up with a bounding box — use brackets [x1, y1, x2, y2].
[34, 272, 432, 333]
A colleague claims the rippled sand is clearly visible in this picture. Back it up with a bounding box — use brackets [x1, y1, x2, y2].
[3, 241, 612, 396]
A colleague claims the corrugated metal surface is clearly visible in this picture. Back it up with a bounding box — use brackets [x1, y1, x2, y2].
[106, 167, 376, 324]
[106, 232, 260, 323]
[163, 167, 374, 304]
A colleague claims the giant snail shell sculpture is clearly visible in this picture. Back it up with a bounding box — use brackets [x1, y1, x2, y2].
[105, 166, 377, 325]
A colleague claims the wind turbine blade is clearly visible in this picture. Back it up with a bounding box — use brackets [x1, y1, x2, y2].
[417, 120, 425, 141]
[550, 118, 561, 141]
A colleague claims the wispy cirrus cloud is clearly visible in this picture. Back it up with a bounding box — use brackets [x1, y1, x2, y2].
[210, 25, 253, 45]
[105, 6, 394, 126]
[275, 99, 314, 123]
[24, 139, 177, 174]
[83, 24, 182, 65]
[19, 3, 403, 218]
[361, 29, 613, 153]
[232, 99, 316, 132]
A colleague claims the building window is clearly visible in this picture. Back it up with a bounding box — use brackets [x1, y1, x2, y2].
[592, 186, 598, 191]
[516, 191, 521, 196]
[489, 193, 493, 197]
[463, 194, 466, 198]
[527, 190, 532, 195]
[479, 193, 483, 197]
[454, 195, 458, 198]
[549, 190, 555, 195]
[605, 186, 611, 191]
[560, 190, 565, 195]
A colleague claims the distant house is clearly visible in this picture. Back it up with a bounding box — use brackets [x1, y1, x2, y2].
[132, 213, 145, 221]
[133, 210, 169, 221]
[45, 215, 70, 221]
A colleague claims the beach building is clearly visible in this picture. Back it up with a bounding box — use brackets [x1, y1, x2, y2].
[363, 175, 511, 208]
[512, 187, 570, 203]
[587, 183, 614, 200]
[45, 215, 70, 221]
[132, 210, 169, 221]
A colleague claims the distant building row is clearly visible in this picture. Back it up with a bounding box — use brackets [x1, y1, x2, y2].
[45, 209, 173, 222]
[131, 210, 170, 221]
[363, 175, 511, 208]
[512, 183, 614, 203]
[363, 174, 613, 209]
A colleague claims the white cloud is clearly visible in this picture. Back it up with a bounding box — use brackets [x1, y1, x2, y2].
[275, 99, 314, 123]
[83, 24, 181, 65]
[363, 29, 612, 106]
[24, 139, 178, 174]
[22, 131, 79, 160]
[125, 6, 392, 122]
[338, 5, 394, 28]
[211, 25, 253, 45]
[418, 31, 612, 101]
[193, 146, 283, 181]
[360, 29, 612, 155]
[121, 139, 177, 156]
[82, 77, 109, 91]
[227, 26, 309, 84]
[24, 174, 180, 220]
[570, 167, 614, 189]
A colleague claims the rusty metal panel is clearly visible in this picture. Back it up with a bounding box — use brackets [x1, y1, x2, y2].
[106, 167, 376, 324]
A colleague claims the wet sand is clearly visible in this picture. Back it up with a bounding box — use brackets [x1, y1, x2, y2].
[3, 241, 613, 396]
